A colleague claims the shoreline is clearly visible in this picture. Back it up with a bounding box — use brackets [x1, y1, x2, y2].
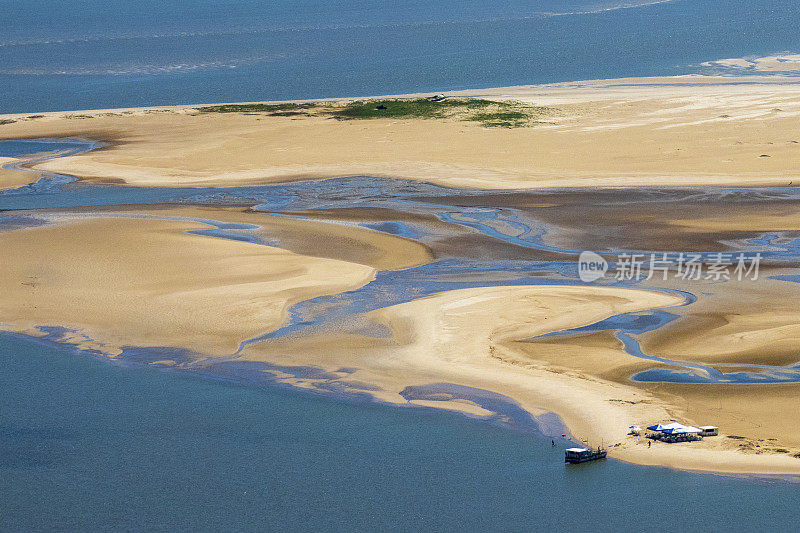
[3, 75, 800, 191]
[2, 74, 800, 120]
[7, 323, 800, 480]
[4, 76, 800, 476]
[3, 211, 800, 475]
[0, 325, 575, 441]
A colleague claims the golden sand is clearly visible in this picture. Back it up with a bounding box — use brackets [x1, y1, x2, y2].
[109, 204, 434, 270]
[1, 76, 800, 190]
[0, 215, 375, 356]
[0, 156, 37, 190]
[3, 76, 800, 474]
[236, 284, 800, 474]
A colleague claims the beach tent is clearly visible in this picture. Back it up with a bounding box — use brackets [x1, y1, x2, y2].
[660, 423, 702, 435]
[647, 422, 702, 434]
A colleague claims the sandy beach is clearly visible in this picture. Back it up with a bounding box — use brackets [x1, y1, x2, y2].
[0, 76, 799, 190]
[234, 283, 800, 475]
[0, 214, 377, 356]
[0, 156, 40, 190]
[4, 75, 800, 476]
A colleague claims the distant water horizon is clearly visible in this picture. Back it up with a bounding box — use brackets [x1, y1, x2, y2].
[2, 0, 800, 113]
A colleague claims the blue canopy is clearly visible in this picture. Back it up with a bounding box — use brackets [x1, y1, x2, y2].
[661, 423, 701, 434]
[648, 423, 702, 434]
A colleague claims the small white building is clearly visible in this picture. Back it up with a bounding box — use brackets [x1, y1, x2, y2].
[699, 426, 719, 436]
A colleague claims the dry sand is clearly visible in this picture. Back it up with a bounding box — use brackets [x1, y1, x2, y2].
[0, 215, 376, 356]
[4, 76, 800, 475]
[0, 156, 39, 190]
[105, 204, 434, 270]
[1, 76, 800, 190]
[237, 284, 800, 475]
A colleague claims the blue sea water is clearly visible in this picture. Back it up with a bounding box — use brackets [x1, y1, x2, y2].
[0, 140, 86, 157]
[3, 332, 800, 532]
[4, 2, 800, 529]
[3, 140, 800, 529]
[2, 0, 800, 113]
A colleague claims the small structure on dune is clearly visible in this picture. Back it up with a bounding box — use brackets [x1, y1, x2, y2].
[646, 422, 706, 443]
[699, 425, 719, 436]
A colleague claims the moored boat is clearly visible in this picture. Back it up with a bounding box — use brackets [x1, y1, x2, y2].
[565, 447, 607, 464]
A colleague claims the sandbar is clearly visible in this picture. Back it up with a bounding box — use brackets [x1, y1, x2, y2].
[1, 76, 799, 190]
[0, 215, 376, 356]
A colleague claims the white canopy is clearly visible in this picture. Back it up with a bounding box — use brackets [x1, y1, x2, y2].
[660, 423, 702, 434]
[647, 422, 702, 434]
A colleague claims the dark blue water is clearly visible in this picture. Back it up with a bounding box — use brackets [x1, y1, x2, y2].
[4, 331, 800, 532]
[3, 1, 800, 526]
[0, 140, 89, 157]
[2, 0, 800, 113]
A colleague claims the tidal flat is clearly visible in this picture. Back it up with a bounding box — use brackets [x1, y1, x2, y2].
[4, 89, 800, 475]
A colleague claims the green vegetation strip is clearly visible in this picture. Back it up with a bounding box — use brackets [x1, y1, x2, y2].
[196, 103, 316, 114]
[196, 98, 552, 128]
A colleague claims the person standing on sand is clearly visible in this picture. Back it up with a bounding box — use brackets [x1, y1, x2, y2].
[648, 440, 651, 448]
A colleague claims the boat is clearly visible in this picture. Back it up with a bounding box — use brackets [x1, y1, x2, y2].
[564, 447, 607, 464]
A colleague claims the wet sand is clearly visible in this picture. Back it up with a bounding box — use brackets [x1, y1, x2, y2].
[3, 175, 800, 473]
[4, 76, 800, 475]
[105, 204, 434, 270]
[235, 284, 800, 475]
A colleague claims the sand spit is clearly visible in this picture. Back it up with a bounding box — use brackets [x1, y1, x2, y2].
[0, 215, 376, 356]
[0, 156, 38, 190]
[700, 54, 800, 74]
[237, 284, 800, 475]
[106, 205, 434, 271]
[1, 76, 800, 190]
[4, 76, 800, 475]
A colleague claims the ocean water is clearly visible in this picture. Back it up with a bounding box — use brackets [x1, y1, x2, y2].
[4, 3, 800, 529]
[3, 332, 800, 532]
[3, 140, 800, 529]
[2, 0, 800, 113]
